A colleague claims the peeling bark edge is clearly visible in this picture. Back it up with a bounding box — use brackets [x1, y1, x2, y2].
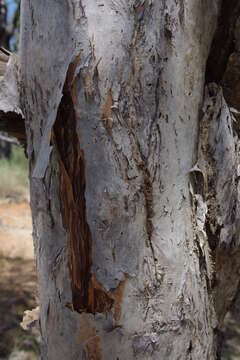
[0, 110, 26, 144]
[53, 60, 127, 318]
[53, 61, 96, 313]
[0, 53, 26, 145]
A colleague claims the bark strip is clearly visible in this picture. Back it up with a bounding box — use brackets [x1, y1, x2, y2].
[53, 67, 93, 313]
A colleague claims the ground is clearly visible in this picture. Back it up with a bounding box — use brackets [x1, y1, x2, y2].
[0, 2, 34, 355]
[0, 198, 39, 359]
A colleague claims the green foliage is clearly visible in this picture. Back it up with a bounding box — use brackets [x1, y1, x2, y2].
[0, 145, 29, 199]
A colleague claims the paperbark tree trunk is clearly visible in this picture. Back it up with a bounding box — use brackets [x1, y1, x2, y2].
[0, 0, 239, 359]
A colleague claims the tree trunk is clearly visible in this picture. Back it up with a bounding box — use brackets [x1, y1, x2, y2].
[0, 0, 237, 358]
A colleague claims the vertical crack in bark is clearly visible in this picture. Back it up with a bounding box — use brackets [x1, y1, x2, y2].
[139, 161, 158, 276]
[125, 3, 159, 279]
[100, 84, 158, 278]
[53, 61, 114, 314]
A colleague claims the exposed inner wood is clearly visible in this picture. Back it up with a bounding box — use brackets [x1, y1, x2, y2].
[53, 61, 125, 317]
[53, 70, 94, 313]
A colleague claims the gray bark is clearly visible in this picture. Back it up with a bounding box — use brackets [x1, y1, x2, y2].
[0, 0, 240, 359]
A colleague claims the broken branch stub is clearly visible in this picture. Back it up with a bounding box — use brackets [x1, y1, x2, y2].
[0, 48, 26, 146]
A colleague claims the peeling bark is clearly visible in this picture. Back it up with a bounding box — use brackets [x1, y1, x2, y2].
[203, 2, 240, 351]
[53, 62, 114, 314]
[0, 50, 25, 145]
[196, 84, 240, 324]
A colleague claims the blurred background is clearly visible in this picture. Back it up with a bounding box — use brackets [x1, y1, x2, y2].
[0, 1, 39, 359]
[0, 1, 239, 359]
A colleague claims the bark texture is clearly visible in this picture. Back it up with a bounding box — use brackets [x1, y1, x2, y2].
[0, 0, 236, 359]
